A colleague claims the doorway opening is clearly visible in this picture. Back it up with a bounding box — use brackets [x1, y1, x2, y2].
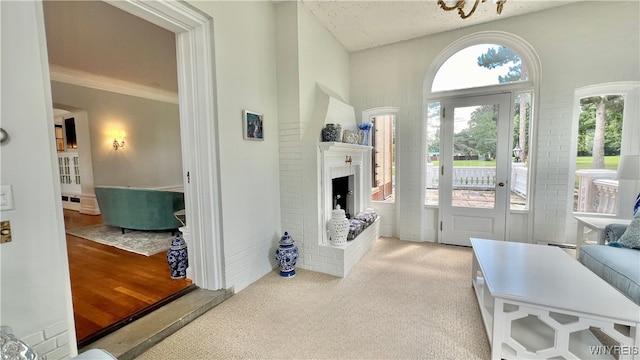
[43, 0, 224, 347]
[43, 1, 192, 344]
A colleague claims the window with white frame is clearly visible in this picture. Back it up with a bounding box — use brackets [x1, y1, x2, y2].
[571, 82, 640, 217]
[371, 114, 396, 203]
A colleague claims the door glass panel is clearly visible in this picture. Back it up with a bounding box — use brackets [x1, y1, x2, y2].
[510, 92, 531, 210]
[451, 105, 498, 209]
[426, 102, 440, 206]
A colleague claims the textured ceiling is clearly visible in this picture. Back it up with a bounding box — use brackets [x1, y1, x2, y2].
[42, 0, 582, 91]
[301, 0, 580, 52]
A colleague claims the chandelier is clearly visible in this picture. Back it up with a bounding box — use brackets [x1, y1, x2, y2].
[437, 0, 507, 19]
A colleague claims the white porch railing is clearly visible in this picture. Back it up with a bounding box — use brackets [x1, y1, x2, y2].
[426, 163, 528, 197]
[426, 164, 439, 188]
[511, 163, 527, 197]
[424, 165, 619, 214]
[452, 166, 496, 189]
[429, 164, 498, 189]
[575, 169, 619, 214]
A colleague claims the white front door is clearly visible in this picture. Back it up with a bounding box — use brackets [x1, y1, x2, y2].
[439, 93, 511, 246]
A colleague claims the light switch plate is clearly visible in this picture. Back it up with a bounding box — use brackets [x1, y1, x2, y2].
[1, 185, 14, 211]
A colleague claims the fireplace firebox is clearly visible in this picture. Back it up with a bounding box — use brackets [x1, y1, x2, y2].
[332, 175, 354, 218]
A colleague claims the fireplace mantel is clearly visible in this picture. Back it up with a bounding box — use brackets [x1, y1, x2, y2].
[319, 142, 372, 153]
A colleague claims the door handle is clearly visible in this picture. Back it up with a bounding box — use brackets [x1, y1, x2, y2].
[498, 182, 505, 187]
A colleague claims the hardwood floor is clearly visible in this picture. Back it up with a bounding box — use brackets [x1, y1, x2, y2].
[63, 209, 192, 346]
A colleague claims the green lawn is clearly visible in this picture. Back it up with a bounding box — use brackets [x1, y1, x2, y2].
[430, 156, 620, 170]
[573, 155, 619, 189]
[575, 155, 620, 171]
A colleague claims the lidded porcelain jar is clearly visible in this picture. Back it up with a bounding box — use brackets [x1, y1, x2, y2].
[275, 231, 299, 277]
[167, 232, 188, 279]
[321, 123, 342, 142]
[329, 205, 350, 245]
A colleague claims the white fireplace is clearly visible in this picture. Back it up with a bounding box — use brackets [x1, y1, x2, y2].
[319, 142, 369, 243]
[295, 85, 380, 278]
[317, 141, 380, 277]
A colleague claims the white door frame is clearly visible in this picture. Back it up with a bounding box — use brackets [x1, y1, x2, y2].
[423, 31, 541, 245]
[439, 93, 512, 246]
[105, 0, 224, 290]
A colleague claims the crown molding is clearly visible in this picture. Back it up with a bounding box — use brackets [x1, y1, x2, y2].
[49, 65, 179, 104]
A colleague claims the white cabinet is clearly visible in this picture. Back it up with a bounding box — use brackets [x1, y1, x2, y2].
[58, 152, 81, 209]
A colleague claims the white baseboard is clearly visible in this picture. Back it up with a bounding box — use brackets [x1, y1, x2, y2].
[79, 194, 100, 215]
[61, 193, 81, 211]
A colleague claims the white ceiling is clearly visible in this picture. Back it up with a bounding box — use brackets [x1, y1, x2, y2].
[300, 0, 580, 52]
[43, 0, 583, 91]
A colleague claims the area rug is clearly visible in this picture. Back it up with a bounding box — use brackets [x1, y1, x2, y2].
[66, 224, 173, 256]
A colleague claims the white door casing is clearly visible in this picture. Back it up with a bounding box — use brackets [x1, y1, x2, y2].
[101, 0, 224, 290]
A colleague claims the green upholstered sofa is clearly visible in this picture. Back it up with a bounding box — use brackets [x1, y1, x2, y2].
[94, 186, 184, 233]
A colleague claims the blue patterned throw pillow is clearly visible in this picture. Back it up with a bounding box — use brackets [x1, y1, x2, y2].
[618, 212, 640, 249]
[634, 192, 640, 216]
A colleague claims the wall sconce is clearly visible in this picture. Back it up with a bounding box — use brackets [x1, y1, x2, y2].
[112, 130, 126, 150]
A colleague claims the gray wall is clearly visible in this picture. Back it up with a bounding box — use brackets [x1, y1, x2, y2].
[51, 81, 183, 188]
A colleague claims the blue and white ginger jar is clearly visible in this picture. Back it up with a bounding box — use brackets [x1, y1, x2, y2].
[167, 232, 188, 279]
[321, 123, 341, 142]
[275, 231, 299, 278]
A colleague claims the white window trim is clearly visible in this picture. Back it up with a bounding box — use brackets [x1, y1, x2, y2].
[425, 31, 541, 99]
[567, 81, 640, 221]
[423, 31, 541, 244]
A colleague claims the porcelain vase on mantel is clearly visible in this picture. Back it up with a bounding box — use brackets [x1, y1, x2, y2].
[275, 231, 299, 277]
[329, 205, 350, 245]
[321, 123, 341, 142]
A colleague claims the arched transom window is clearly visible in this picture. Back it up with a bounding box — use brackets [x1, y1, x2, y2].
[432, 44, 529, 93]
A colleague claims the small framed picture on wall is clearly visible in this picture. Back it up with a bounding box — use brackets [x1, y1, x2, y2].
[242, 110, 264, 141]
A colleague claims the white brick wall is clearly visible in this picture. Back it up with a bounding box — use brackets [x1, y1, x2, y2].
[305, 218, 380, 277]
[22, 320, 71, 360]
[276, 2, 354, 275]
[349, 2, 639, 245]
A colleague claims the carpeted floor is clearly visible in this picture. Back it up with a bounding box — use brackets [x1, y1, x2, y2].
[66, 224, 174, 256]
[135, 237, 491, 359]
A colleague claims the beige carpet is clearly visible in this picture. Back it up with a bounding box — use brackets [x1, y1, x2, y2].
[135, 237, 490, 359]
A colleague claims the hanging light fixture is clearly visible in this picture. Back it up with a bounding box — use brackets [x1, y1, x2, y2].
[437, 0, 507, 19]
